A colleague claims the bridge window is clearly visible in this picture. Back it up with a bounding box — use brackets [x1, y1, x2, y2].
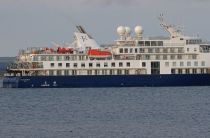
[119, 48, 123, 53]
[142, 62, 146, 67]
[119, 62, 123, 67]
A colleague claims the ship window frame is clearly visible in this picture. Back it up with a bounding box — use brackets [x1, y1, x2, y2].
[119, 48, 123, 53]
[186, 69, 190, 74]
[125, 70, 129, 75]
[126, 62, 130, 67]
[124, 48, 128, 53]
[201, 61, 205, 66]
[145, 41, 150, 46]
[151, 41, 157, 46]
[81, 63, 85, 68]
[50, 63, 55, 67]
[104, 62, 108, 67]
[192, 69, 197, 74]
[171, 69, 176, 74]
[117, 69, 122, 75]
[138, 41, 144, 46]
[142, 62, 146, 67]
[89, 63, 93, 67]
[158, 41, 163, 46]
[119, 62, 123, 67]
[66, 63, 70, 68]
[172, 62, 176, 67]
[57, 70, 62, 76]
[180, 62, 184, 67]
[135, 48, 138, 53]
[64, 70, 69, 75]
[96, 63, 100, 67]
[111, 62, 115, 67]
[73, 63, 77, 68]
[165, 62, 169, 67]
[163, 55, 167, 60]
[194, 61, 198, 66]
[58, 63, 62, 67]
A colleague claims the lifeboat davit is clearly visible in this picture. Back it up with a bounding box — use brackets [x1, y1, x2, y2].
[88, 49, 112, 57]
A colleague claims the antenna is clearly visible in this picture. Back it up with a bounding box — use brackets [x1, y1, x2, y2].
[158, 14, 183, 38]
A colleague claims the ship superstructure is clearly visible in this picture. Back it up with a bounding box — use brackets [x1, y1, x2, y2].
[3, 16, 210, 88]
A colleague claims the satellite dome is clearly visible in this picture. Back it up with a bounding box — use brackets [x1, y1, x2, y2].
[117, 26, 126, 35]
[125, 27, 131, 34]
[135, 26, 143, 34]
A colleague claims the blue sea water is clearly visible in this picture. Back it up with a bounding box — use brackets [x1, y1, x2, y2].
[0, 83, 210, 138]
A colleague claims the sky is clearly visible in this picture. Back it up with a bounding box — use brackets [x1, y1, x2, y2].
[0, 0, 210, 56]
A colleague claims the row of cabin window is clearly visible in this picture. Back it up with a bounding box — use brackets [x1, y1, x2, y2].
[171, 68, 207, 74]
[50, 62, 132, 68]
[49, 69, 133, 76]
[186, 39, 202, 45]
[33, 55, 87, 61]
[138, 41, 164, 46]
[136, 55, 197, 60]
[165, 61, 205, 67]
[119, 48, 184, 54]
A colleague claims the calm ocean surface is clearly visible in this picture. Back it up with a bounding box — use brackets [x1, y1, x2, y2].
[1, 58, 210, 137]
[0, 80, 210, 138]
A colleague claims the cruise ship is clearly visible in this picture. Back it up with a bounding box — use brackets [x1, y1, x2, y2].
[3, 15, 210, 88]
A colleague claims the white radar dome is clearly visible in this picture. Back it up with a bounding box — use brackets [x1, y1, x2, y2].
[125, 27, 131, 34]
[135, 26, 143, 34]
[117, 26, 126, 35]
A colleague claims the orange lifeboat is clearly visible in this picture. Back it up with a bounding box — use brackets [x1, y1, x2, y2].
[88, 49, 112, 57]
[57, 47, 73, 54]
